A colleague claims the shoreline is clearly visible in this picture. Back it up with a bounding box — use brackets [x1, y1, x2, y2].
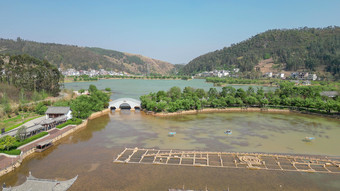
[213, 83, 278, 87]
[148, 107, 340, 120]
[0, 108, 110, 177]
[63, 77, 191, 83]
[149, 107, 290, 117]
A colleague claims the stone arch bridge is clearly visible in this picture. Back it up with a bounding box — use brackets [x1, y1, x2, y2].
[108, 98, 141, 111]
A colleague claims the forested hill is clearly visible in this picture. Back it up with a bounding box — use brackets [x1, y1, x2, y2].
[0, 38, 174, 75]
[180, 26, 340, 78]
[0, 54, 62, 96]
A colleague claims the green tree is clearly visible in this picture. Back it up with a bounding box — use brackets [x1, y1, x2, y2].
[0, 136, 16, 151]
[245, 96, 258, 106]
[16, 126, 27, 141]
[156, 90, 167, 102]
[70, 95, 93, 119]
[195, 88, 206, 99]
[208, 88, 218, 99]
[259, 98, 269, 107]
[35, 102, 48, 115]
[221, 86, 236, 97]
[269, 96, 281, 106]
[246, 87, 255, 96]
[235, 88, 246, 100]
[89, 84, 98, 93]
[167, 87, 181, 101]
[1, 93, 11, 114]
[225, 95, 236, 106]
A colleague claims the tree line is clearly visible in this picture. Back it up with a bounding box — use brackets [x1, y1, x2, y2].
[34, 85, 110, 119]
[206, 77, 277, 85]
[140, 82, 340, 113]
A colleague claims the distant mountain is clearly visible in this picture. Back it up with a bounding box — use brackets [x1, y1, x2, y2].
[180, 26, 340, 79]
[0, 38, 174, 75]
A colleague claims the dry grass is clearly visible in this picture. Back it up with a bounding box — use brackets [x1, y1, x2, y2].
[255, 58, 293, 77]
[0, 83, 33, 103]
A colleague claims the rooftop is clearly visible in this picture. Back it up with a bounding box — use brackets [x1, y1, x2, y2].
[45, 107, 70, 115]
[3, 172, 77, 191]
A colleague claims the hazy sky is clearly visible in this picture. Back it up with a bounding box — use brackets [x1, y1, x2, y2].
[1, 0, 340, 64]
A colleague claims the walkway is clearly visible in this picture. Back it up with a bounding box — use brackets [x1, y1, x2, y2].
[0, 116, 46, 139]
[0, 125, 76, 171]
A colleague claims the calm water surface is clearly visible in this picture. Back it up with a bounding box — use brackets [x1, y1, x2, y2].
[1, 80, 339, 190]
[64, 79, 275, 99]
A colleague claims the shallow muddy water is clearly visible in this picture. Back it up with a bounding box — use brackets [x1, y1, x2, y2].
[1, 111, 340, 190]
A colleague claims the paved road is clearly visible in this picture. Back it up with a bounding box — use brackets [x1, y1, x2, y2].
[0, 125, 76, 170]
[18, 116, 46, 128]
[0, 116, 46, 139]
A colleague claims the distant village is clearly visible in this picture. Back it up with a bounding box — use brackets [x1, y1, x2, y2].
[60, 68, 318, 85]
[59, 68, 127, 77]
[195, 69, 318, 85]
[195, 68, 240, 78]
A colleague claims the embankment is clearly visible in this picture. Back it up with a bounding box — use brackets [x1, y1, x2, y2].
[0, 108, 110, 177]
[150, 107, 290, 117]
[50, 108, 110, 143]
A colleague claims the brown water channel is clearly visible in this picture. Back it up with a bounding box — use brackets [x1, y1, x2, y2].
[1, 111, 340, 190]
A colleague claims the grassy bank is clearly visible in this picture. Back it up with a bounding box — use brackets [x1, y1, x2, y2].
[4, 115, 43, 132]
[0, 131, 48, 155]
[56, 118, 82, 129]
[14, 132, 48, 148]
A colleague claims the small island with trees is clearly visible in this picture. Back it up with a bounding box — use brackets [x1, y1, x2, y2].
[140, 82, 340, 115]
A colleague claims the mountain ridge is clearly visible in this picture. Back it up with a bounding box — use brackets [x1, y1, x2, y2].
[0, 38, 174, 75]
[180, 26, 340, 79]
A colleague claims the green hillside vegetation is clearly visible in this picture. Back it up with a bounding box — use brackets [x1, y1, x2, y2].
[180, 26, 340, 79]
[0, 38, 174, 74]
[0, 54, 62, 117]
[0, 54, 62, 96]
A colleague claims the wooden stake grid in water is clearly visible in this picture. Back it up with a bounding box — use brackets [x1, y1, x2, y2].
[113, 148, 340, 174]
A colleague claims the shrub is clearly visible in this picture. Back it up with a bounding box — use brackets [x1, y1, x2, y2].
[13, 132, 48, 148]
[56, 118, 83, 129]
[0, 149, 21, 155]
[35, 102, 48, 115]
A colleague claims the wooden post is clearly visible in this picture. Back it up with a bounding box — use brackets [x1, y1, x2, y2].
[207, 153, 209, 166]
[153, 150, 160, 163]
[193, 153, 196, 165]
[179, 152, 183, 165]
[220, 153, 223, 167]
[139, 150, 148, 163]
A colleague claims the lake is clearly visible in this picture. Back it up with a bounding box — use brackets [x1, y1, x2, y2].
[63, 79, 276, 99]
[1, 79, 339, 190]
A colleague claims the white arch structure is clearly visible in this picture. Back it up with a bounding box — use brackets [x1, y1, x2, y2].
[108, 98, 141, 111]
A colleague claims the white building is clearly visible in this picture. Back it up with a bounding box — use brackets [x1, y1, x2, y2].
[307, 74, 317, 81]
[264, 72, 273, 78]
[45, 107, 72, 120]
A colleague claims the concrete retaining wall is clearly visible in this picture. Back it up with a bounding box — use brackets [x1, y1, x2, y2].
[0, 108, 110, 177]
[151, 107, 290, 117]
